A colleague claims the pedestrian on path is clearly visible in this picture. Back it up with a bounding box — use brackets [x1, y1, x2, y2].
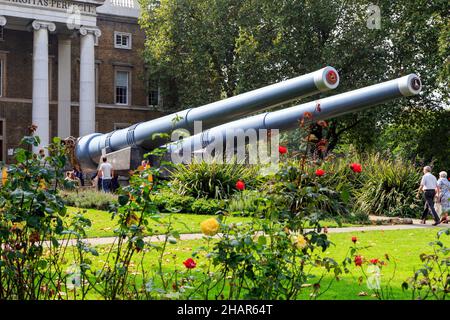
[98, 157, 114, 193]
[437, 171, 450, 223]
[417, 166, 440, 225]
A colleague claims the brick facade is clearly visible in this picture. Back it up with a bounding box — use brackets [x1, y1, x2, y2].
[0, 13, 164, 163]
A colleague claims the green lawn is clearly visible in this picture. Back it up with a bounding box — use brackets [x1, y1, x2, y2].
[62, 207, 449, 299]
[300, 227, 449, 300]
[66, 206, 359, 238]
[66, 206, 253, 238]
[62, 227, 449, 300]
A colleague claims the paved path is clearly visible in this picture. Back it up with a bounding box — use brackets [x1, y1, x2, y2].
[64, 221, 449, 247]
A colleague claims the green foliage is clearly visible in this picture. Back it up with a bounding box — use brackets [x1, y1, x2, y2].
[346, 239, 398, 300]
[227, 190, 270, 217]
[192, 164, 350, 300]
[170, 160, 259, 199]
[150, 188, 195, 213]
[150, 188, 224, 215]
[402, 228, 449, 300]
[355, 154, 422, 218]
[61, 190, 118, 211]
[276, 149, 423, 219]
[376, 109, 450, 171]
[190, 198, 224, 215]
[0, 135, 87, 299]
[140, 0, 448, 161]
[264, 159, 352, 220]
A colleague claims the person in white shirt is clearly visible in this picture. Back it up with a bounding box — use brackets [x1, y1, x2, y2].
[417, 166, 440, 225]
[98, 157, 114, 193]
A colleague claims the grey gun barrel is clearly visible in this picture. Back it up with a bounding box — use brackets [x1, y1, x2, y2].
[75, 66, 339, 170]
[167, 74, 422, 154]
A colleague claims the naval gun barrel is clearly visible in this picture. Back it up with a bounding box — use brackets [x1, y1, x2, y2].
[167, 74, 422, 154]
[75, 66, 340, 171]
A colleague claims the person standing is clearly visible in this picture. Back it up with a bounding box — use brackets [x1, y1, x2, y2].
[111, 173, 120, 193]
[73, 168, 84, 187]
[98, 157, 114, 193]
[90, 171, 102, 191]
[417, 166, 440, 225]
[437, 171, 450, 223]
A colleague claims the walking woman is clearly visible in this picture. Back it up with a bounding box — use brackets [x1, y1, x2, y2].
[437, 171, 450, 223]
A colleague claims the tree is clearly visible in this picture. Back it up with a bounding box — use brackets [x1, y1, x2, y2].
[376, 109, 450, 171]
[139, 0, 448, 154]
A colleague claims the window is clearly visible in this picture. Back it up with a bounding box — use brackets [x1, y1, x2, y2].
[115, 70, 130, 105]
[114, 32, 132, 49]
[0, 59, 3, 97]
[95, 64, 99, 103]
[0, 53, 6, 98]
[148, 80, 159, 106]
[0, 119, 5, 162]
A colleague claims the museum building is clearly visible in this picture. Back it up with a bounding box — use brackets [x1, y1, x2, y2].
[0, 0, 163, 163]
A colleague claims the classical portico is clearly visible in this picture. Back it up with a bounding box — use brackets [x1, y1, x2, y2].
[0, 0, 103, 151]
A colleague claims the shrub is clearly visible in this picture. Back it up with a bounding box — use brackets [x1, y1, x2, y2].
[190, 198, 224, 215]
[261, 159, 352, 219]
[149, 188, 195, 213]
[170, 159, 260, 199]
[0, 135, 91, 299]
[198, 164, 349, 300]
[150, 188, 225, 215]
[279, 149, 423, 219]
[355, 154, 422, 217]
[347, 210, 371, 225]
[402, 228, 449, 300]
[61, 189, 117, 211]
[227, 190, 269, 217]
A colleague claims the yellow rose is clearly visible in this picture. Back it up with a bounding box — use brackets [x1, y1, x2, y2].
[200, 218, 220, 236]
[39, 179, 47, 190]
[290, 232, 307, 249]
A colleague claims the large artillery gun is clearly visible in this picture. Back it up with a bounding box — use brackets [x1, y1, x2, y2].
[66, 67, 422, 173]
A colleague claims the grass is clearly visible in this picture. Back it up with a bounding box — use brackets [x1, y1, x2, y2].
[66, 206, 359, 238]
[66, 207, 253, 238]
[61, 227, 449, 300]
[300, 227, 449, 300]
[61, 206, 449, 299]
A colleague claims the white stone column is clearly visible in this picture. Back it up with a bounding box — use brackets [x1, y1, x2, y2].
[0, 16, 6, 27]
[79, 26, 101, 136]
[58, 36, 71, 138]
[32, 20, 55, 153]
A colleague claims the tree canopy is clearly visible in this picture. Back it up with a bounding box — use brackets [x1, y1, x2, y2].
[139, 0, 449, 169]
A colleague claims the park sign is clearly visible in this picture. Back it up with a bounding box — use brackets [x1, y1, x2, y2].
[1, 0, 97, 13]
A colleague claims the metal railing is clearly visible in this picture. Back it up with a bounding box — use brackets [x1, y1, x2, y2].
[110, 0, 135, 8]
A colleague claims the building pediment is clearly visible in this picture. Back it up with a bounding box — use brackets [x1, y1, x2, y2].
[0, 0, 106, 14]
[0, 0, 104, 27]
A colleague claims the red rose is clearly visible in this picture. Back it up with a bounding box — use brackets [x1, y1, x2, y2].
[351, 236, 357, 243]
[369, 258, 379, 265]
[354, 255, 363, 267]
[350, 163, 362, 173]
[183, 258, 196, 269]
[279, 146, 288, 154]
[236, 180, 245, 191]
[315, 169, 326, 177]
